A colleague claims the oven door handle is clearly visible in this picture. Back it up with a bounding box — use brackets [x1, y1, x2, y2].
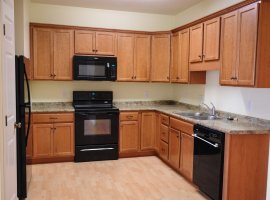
[192, 134, 219, 148]
[77, 113, 114, 116]
[80, 148, 114, 152]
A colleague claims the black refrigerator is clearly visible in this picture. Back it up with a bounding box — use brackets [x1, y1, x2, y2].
[15, 55, 32, 200]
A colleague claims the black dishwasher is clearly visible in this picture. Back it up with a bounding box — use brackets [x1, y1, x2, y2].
[193, 124, 225, 200]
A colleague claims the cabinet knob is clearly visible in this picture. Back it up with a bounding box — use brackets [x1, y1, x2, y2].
[167, 76, 169, 80]
[134, 76, 136, 79]
[176, 77, 179, 79]
[198, 55, 202, 59]
[231, 77, 237, 80]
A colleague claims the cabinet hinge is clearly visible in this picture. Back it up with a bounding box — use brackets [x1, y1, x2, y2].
[3, 24, 5, 36]
[5, 116, 7, 126]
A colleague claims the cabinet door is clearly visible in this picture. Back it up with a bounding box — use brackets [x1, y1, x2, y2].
[190, 24, 203, 63]
[75, 30, 95, 54]
[33, 28, 54, 80]
[203, 17, 221, 61]
[220, 11, 238, 85]
[120, 121, 139, 153]
[160, 140, 169, 160]
[180, 133, 194, 181]
[116, 33, 134, 81]
[237, 4, 258, 86]
[171, 33, 179, 82]
[95, 31, 116, 55]
[141, 112, 156, 151]
[134, 34, 151, 81]
[53, 29, 74, 80]
[169, 129, 181, 169]
[151, 34, 171, 82]
[33, 124, 53, 158]
[178, 29, 190, 83]
[53, 123, 74, 157]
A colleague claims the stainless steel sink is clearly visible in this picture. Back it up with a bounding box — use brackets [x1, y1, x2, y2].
[173, 112, 221, 120]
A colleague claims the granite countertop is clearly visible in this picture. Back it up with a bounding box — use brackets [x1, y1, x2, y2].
[32, 101, 270, 134]
[114, 101, 270, 134]
[32, 102, 74, 112]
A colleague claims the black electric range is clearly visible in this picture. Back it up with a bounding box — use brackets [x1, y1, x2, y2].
[73, 91, 119, 162]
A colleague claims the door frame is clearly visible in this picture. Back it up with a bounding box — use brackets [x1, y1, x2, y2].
[0, 0, 4, 198]
[0, 1, 4, 199]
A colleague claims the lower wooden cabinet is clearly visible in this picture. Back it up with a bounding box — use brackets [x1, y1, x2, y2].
[159, 140, 168, 160]
[180, 132, 194, 181]
[168, 128, 181, 169]
[140, 112, 156, 150]
[119, 111, 156, 156]
[31, 113, 74, 163]
[120, 121, 139, 153]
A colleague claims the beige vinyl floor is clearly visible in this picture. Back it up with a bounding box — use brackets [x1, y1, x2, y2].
[27, 156, 209, 200]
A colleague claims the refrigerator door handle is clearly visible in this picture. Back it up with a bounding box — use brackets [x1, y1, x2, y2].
[24, 64, 31, 146]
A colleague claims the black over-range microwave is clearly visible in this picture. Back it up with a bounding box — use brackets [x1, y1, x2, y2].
[73, 56, 117, 81]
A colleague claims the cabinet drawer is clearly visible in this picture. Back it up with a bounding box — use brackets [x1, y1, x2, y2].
[160, 140, 168, 160]
[160, 124, 169, 143]
[120, 112, 139, 121]
[170, 118, 193, 135]
[33, 113, 74, 123]
[160, 114, 169, 125]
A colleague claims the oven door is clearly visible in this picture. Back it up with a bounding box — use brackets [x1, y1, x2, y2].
[75, 110, 119, 145]
[73, 59, 110, 80]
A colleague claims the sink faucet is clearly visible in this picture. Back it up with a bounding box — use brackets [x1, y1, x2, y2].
[200, 102, 216, 116]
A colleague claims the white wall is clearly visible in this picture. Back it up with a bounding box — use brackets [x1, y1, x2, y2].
[29, 2, 174, 31]
[15, 0, 30, 58]
[174, 0, 244, 27]
[30, 81, 174, 102]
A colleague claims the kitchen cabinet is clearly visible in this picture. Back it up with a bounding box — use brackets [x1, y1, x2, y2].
[116, 33, 135, 81]
[223, 134, 269, 200]
[120, 121, 139, 153]
[220, 3, 258, 86]
[158, 114, 170, 160]
[120, 112, 140, 153]
[117, 34, 151, 82]
[134, 35, 151, 81]
[151, 34, 171, 82]
[32, 27, 74, 80]
[168, 128, 181, 169]
[169, 117, 194, 180]
[141, 112, 156, 150]
[31, 113, 74, 163]
[119, 112, 156, 157]
[171, 29, 206, 84]
[180, 132, 194, 181]
[75, 30, 116, 55]
[189, 18, 221, 71]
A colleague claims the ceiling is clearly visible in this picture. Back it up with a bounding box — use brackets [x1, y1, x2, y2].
[31, 0, 202, 15]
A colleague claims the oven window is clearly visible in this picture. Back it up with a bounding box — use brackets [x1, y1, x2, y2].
[79, 64, 106, 76]
[84, 119, 111, 136]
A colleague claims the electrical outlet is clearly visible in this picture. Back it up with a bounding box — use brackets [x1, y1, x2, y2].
[144, 91, 149, 98]
[247, 100, 253, 112]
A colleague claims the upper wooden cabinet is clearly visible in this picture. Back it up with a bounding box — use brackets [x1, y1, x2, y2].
[117, 33, 134, 81]
[117, 33, 151, 82]
[220, 3, 258, 87]
[171, 29, 206, 84]
[189, 18, 221, 71]
[31, 27, 74, 80]
[151, 34, 171, 82]
[190, 24, 204, 63]
[75, 30, 116, 55]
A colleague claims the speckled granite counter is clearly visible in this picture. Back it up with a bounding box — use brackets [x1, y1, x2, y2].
[31, 101, 270, 134]
[114, 101, 270, 134]
[32, 102, 74, 113]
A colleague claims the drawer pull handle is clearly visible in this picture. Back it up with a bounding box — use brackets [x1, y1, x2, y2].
[49, 117, 58, 120]
[126, 116, 133, 119]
